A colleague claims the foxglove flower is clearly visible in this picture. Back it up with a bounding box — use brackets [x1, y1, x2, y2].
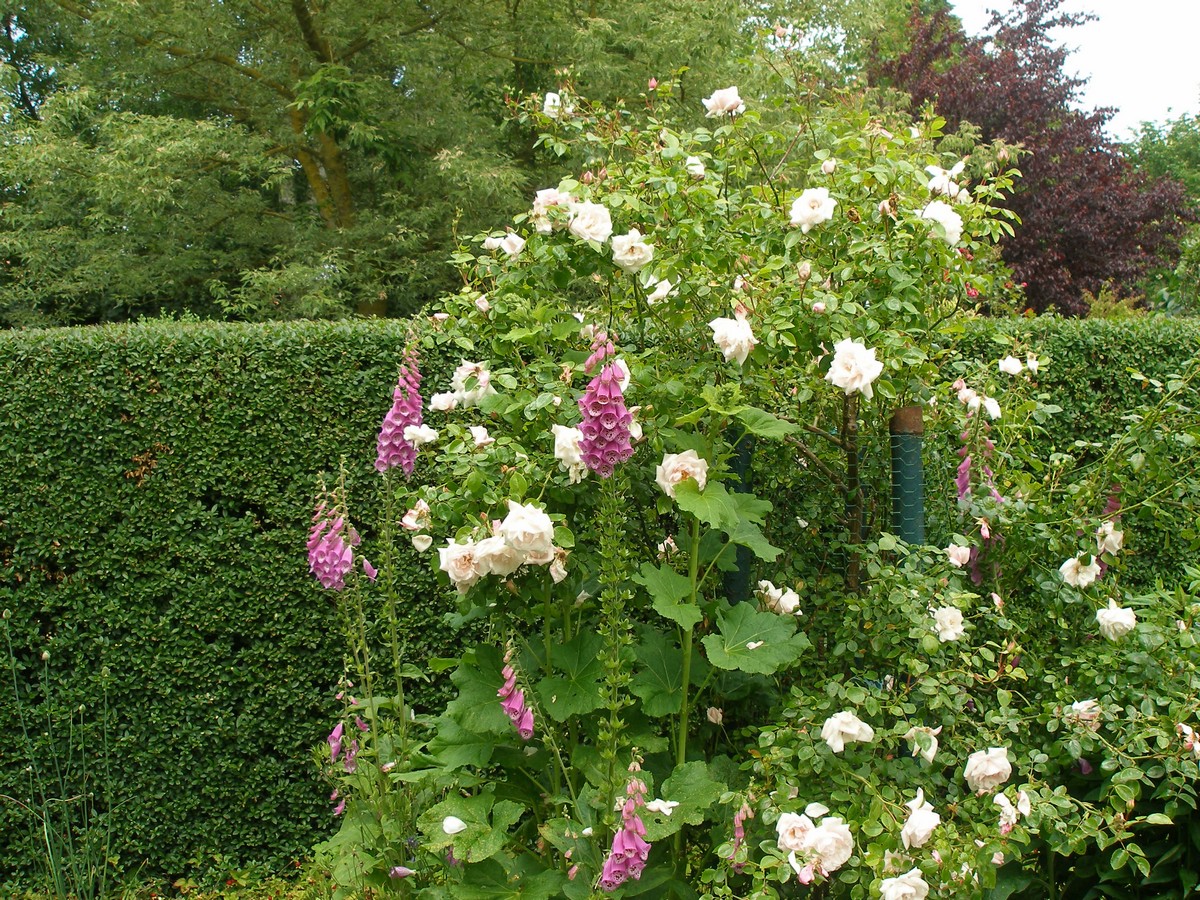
[308, 498, 357, 591]
[578, 363, 634, 478]
[599, 761, 652, 891]
[497, 658, 535, 740]
[375, 353, 424, 475]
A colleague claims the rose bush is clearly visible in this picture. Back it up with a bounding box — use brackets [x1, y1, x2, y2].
[306, 57, 1200, 900]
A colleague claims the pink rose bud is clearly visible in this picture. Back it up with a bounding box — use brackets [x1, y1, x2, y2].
[811, 302, 826, 314]
[648, 77, 658, 90]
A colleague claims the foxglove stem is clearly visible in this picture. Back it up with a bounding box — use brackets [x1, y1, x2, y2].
[673, 514, 702, 862]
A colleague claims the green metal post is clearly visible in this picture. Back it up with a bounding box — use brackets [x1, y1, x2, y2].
[890, 406, 925, 545]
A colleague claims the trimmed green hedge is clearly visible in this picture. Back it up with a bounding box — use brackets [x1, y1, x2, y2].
[1, 315, 1197, 886]
[0, 320, 457, 883]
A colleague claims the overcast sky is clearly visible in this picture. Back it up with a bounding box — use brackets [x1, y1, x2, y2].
[949, 0, 1200, 140]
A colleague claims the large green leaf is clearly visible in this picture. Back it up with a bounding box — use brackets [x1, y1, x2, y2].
[535, 631, 605, 722]
[673, 479, 739, 530]
[701, 603, 809, 675]
[736, 407, 800, 440]
[642, 760, 727, 842]
[633, 562, 701, 629]
[629, 628, 685, 717]
[427, 717, 498, 770]
[729, 519, 782, 561]
[418, 793, 525, 863]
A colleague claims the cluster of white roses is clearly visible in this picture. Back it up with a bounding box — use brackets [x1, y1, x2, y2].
[953, 378, 1002, 420]
[430, 360, 499, 411]
[756, 579, 801, 616]
[437, 500, 568, 593]
[1056, 520, 1136, 641]
[775, 804, 854, 884]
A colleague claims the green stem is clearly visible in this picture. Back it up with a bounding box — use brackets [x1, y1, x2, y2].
[673, 515, 702, 862]
[380, 474, 408, 753]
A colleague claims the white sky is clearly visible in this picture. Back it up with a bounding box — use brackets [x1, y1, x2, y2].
[949, 0, 1200, 140]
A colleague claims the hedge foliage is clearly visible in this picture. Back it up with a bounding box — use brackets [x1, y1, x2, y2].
[0, 315, 1197, 886]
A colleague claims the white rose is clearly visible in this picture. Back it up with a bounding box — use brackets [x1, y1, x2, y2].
[542, 92, 562, 118]
[1070, 698, 1101, 727]
[900, 789, 940, 849]
[1026, 354, 1041, 375]
[702, 86, 745, 117]
[709, 314, 757, 365]
[472, 535, 525, 577]
[1096, 599, 1137, 641]
[757, 580, 802, 616]
[789, 187, 837, 233]
[994, 793, 1018, 830]
[499, 233, 525, 257]
[706, 706, 723, 725]
[531, 187, 574, 233]
[430, 392, 458, 412]
[932, 606, 965, 642]
[646, 278, 675, 304]
[685, 156, 706, 178]
[403, 424, 438, 448]
[921, 200, 963, 245]
[469, 425, 494, 448]
[821, 710, 875, 753]
[550, 424, 587, 483]
[956, 188, 972, 204]
[1017, 791, 1032, 817]
[481, 235, 503, 251]
[998, 355, 1023, 375]
[963, 747, 1012, 793]
[438, 539, 481, 594]
[904, 725, 941, 764]
[656, 450, 708, 498]
[475, 295, 490, 312]
[926, 160, 965, 196]
[442, 815, 468, 835]
[1097, 521, 1124, 555]
[498, 500, 554, 557]
[825, 338, 884, 400]
[880, 868, 930, 900]
[611, 228, 654, 273]
[805, 817, 854, 873]
[568, 201, 613, 244]
[776, 812, 813, 853]
[821, 157, 837, 175]
[1059, 555, 1101, 588]
[400, 500, 431, 532]
[983, 396, 1002, 420]
[946, 544, 971, 567]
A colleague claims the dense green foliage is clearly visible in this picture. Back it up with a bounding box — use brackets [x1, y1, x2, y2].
[1, 315, 1196, 888]
[0, 319, 456, 881]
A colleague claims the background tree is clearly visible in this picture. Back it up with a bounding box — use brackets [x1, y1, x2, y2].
[870, 0, 1192, 316]
[0, 0, 754, 325]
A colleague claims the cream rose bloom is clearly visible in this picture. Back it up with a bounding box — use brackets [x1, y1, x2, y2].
[1097, 521, 1124, 555]
[468, 425, 494, 448]
[921, 200, 964, 244]
[702, 86, 745, 117]
[656, 450, 709, 498]
[531, 187, 574, 234]
[568, 201, 613, 244]
[983, 396, 1002, 420]
[499, 233, 525, 256]
[775, 812, 814, 852]
[998, 355, 1023, 375]
[438, 539, 482, 594]
[964, 747, 1013, 793]
[646, 278, 675, 304]
[790, 187, 837, 233]
[403, 424, 438, 448]
[1096, 599, 1137, 641]
[926, 159, 966, 196]
[757, 579, 802, 616]
[542, 92, 562, 118]
[1060, 555, 1101, 589]
[551, 424, 587, 483]
[709, 313, 757, 365]
[611, 228, 654, 273]
[821, 710, 875, 753]
[946, 543, 971, 567]
[932, 606, 965, 642]
[880, 868, 930, 900]
[450, 360, 498, 407]
[804, 817, 854, 874]
[904, 725, 941, 764]
[825, 338, 884, 400]
[900, 789, 940, 849]
[498, 500, 554, 557]
[685, 155, 706, 178]
[473, 535, 525, 577]
[821, 157, 837, 175]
